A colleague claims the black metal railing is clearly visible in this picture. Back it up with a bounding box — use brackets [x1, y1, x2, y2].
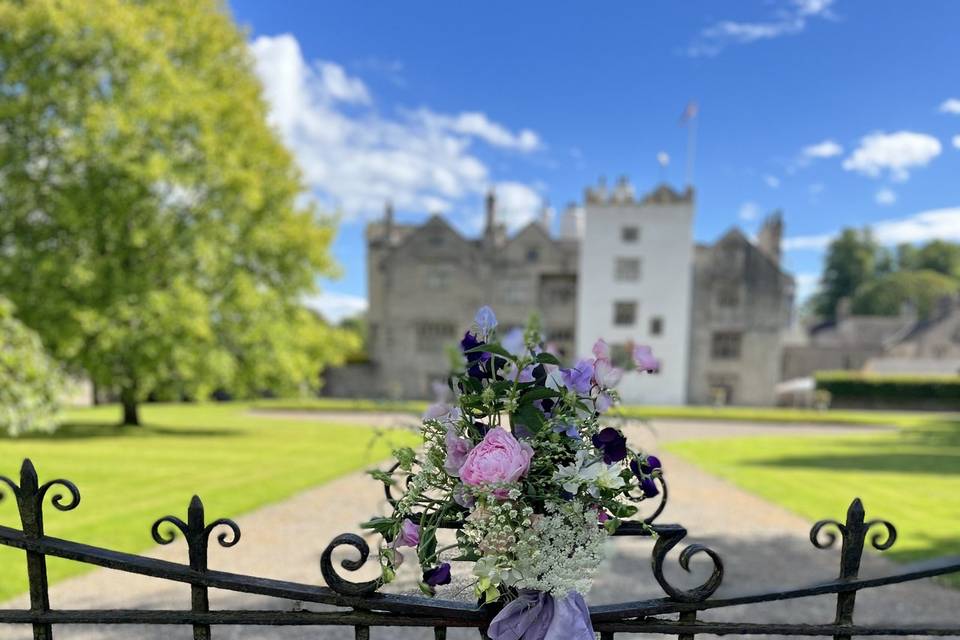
[1, 458, 959, 639]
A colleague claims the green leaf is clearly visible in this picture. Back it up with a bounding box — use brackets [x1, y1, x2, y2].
[535, 352, 561, 366]
[464, 343, 514, 359]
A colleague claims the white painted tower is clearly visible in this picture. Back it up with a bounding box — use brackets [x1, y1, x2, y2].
[575, 177, 695, 405]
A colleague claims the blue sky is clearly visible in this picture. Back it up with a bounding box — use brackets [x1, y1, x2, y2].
[229, 0, 960, 321]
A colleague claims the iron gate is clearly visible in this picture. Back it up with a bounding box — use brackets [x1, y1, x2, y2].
[1, 458, 959, 639]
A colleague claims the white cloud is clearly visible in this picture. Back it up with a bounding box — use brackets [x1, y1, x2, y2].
[939, 98, 960, 115]
[250, 34, 543, 221]
[738, 201, 761, 221]
[304, 292, 368, 323]
[492, 181, 543, 231]
[953, 135, 960, 149]
[783, 233, 834, 251]
[842, 131, 942, 182]
[794, 272, 820, 302]
[875, 188, 897, 206]
[415, 111, 541, 152]
[763, 174, 781, 189]
[687, 0, 834, 57]
[803, 139, 843, 159]
[785, 206, 960, 251]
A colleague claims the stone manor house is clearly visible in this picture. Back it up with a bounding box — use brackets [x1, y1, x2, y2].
[353, 177, 796, 405]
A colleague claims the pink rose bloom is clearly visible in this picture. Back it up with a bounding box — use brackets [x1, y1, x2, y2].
[392, 518, 420, 548]
[444, 426, 473, 476]
[459, 427, 533, 494]
[593, 357, 623, 389]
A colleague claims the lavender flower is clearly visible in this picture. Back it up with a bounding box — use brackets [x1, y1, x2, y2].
[474, 306, 497, 339]
[561, 359, 595, 394]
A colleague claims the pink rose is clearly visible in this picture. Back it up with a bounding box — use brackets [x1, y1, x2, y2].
[459, 427, 533, 494]
[392, 518, 420, 548]
[444, 426, 473, 476]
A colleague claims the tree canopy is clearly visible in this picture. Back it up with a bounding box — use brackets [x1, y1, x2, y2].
[808, 227, 960, 322]
[851, 270, 959, 319]
[0, 297, 63, 436]
[0, 0, 355, 424]
[810, 229, 880, 320]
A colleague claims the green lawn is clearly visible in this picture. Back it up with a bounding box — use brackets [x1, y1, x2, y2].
[665, 417, 960, 583]
[0, 402, 418, 601]
[254, 396, 949, 428]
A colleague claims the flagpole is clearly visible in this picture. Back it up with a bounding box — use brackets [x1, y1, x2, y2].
[685, 112, 697, 188]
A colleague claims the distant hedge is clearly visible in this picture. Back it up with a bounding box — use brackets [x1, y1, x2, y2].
[815, 371, 960, 408]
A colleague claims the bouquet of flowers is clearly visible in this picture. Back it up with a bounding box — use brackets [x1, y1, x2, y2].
[363, 306, 663, 639]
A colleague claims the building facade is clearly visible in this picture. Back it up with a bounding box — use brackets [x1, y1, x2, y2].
[350, 178, 796, 404]
[688, 216, 795, 406]
[365, 194, 578, 399]
[575, 179, 695, 405]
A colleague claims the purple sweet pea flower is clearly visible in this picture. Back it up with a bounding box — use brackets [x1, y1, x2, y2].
[592, 427, 628, 464]
[552, 420, 580, 439]
[423, 562, 452, 586]
[594, 391, 614, 414]
[444, 426, 473, 476]
[633, 345, 660, 373]
[474, 306, 497, 339]
[561, 358, 595, 394]
[639, 477, 659, 498]
[592, 338, 611, 360]
[392, 519, 420, 548]
[593, 358, 623, 389]
[501, 327, 526, 356]
[453, 484, 476, 508]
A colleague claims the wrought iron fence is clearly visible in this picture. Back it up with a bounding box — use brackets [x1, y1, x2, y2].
[1, 457, 958, 639]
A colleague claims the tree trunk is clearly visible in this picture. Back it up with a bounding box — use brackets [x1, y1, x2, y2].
[120, 388, 140, 426]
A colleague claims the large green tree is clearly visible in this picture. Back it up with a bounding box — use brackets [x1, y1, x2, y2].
[852, 270, 959, 319]
[0, 0, 353, 424]
[810, 228, 880, 320]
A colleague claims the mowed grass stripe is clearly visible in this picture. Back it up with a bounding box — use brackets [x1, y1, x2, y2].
[665, 420, 960, 579]
[0, 402, 417, 601]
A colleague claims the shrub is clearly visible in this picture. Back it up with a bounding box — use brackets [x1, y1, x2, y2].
[0, 297, 63, 436]
[814, 371, 960, 404]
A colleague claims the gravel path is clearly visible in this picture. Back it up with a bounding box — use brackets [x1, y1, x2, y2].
[1, 416, 956, 639]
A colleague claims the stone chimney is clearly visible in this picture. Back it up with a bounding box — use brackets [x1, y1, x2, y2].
[484, 188, 496, 238]
[383, 200, 394, 242]
[757, 211, 784, 265]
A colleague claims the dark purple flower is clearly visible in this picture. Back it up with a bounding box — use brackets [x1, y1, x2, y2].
[461, 331, 491, 379]
[423, 562, 452, 586]
[640, 477, 659, 498]
[630, 455, 663, 477]
[592, 427, 627, 464]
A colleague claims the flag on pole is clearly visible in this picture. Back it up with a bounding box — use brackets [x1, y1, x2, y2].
[679, 100, 699, 125]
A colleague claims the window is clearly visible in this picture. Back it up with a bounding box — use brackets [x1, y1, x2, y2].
[503, 279, 530, 304]
[621, 226, 640, 242]
[613, 301, 637, 326]
[546, 328, 574, 343]
[526, 246, 540, 263]
[428, 234, 444, 246]
[426, 268, 449, 290]
[650, 316, 664, 336]
[614, 257, 641, 281]
[539, 274, 576, 306]
[416, 322, 455, 350]
[717, 286, 740, 307]
[711, 331, 742, 360]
